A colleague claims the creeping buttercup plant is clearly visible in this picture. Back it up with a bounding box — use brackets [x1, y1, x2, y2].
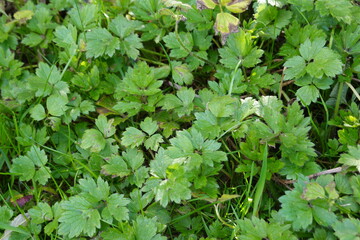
[0, 0, 359, 239]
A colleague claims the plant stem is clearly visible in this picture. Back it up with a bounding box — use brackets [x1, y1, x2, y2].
[138, 57, 166, 66]
[333, 82, 344, 118]
[140, 48, 167, 57]
[345, 82, 360, 102]
[228, 59, 242, 96]
[252, 143, 268, 217]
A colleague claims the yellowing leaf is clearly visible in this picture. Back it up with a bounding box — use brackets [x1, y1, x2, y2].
[214, 12, 239, 44]
[221, 0, 252, 13]
[14, 10, 34, 21]
[302, 182, 326, 201]
[163, 0, 192, 10]
[196, 0, 218, 10]
[218, 194, 240, 202]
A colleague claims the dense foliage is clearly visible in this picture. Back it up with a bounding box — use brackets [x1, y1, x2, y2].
[0, 0, 360, 239]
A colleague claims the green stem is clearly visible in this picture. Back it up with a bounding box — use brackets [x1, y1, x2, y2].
[345, 82, 360, 102]
[252, 143, 268, 217]
[228, 59, 242, 96]
[214, 204, 235, 229]
[138, 57, 166, 66]
[281, 90, 290, 102]
[140, 48, 167, 57]
[333, 82, 344, 118]
[319, 93, 329, 129]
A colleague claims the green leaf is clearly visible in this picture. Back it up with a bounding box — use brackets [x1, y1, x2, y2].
[29, 202, 53, 224]
[30, 104, 46, 121]
[144, 134, 164, 151]
[0, 206, 13, 224]
[122, 148, 145, 171]
[140, 117, 158, 136]
[161, 88, 196, 117]
[155, 178, 192, 207]
[121, 127, 146, 148]
[29, 63, 67, 97]
[46, 94, 68, 117]
[325, 181, 339, 200]
[219, 30, 264, 68]
[10, 146, 50, 185]
[22, 32, 44, 47]
[172, 63, 194, 85]
[208, 95, 236, 118]
[68, 4, 97, 31]
[80, 129, 106, 152]
[109, 15, 143, 39]
[236, 217, 297, 240]
[302, 182, 326, 200]
[58, 196, 101, 238]
[121, 34, 143, 59]
[163, 32, 193, 58]
[79, 177, 110, 202]
[313, 77, 333, 90]
[80, 100, 95, 114]
[117, 61, 163, 97]
[10, 156, 35, 181]
[278, 177, 313, 231]
[102, 155, 130, 177]
[134, 216, 159, 240]
[335, 173, 353, 194]
[299, 38, 326, 61]
[150, 148, 174, 179]
[312, 203, 337, 227]
[339, 145, 360, 172]
[296, 85, 319, 105]
[95, 115, 116, 138]
[53, 24, 78, 54]
[255, 4, 292, 39]
[105, 194, 130, 222]
[306, 48, 343, 78]
[194, 110, 221, 139]
[85, 28, 120, 58]
[284, 56, 306, 80]
[333, 218, 360, 240]
[315, 0, 353, 24]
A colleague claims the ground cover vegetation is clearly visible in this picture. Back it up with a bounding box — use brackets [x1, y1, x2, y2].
[0, 0, 360, 239]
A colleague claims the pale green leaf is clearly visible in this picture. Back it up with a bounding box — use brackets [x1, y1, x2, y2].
[306, 48, 343, 78]
[121, 127, 146, 148]
[80, 129, 106, 152]
[86, 28, 120, 58]
[140, 117, 158, 136]
[58, 196, 101, 238]
[333, 218, 360, 240]
[144, 134, 164, 151]
[105, 194, 130, 222]
[95, 115, 116, 138]
[339, 145, 360, 172]
[46, 94, 68, 117]
[284, 56, 306, 80]
[10, 156, 35, 181]
[208, 95, 236, 118]
[302, 182, 326, 200]
[296, 85, 319, 105]
[30, 104, 46, 121]
[102, 155, 130, 177]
